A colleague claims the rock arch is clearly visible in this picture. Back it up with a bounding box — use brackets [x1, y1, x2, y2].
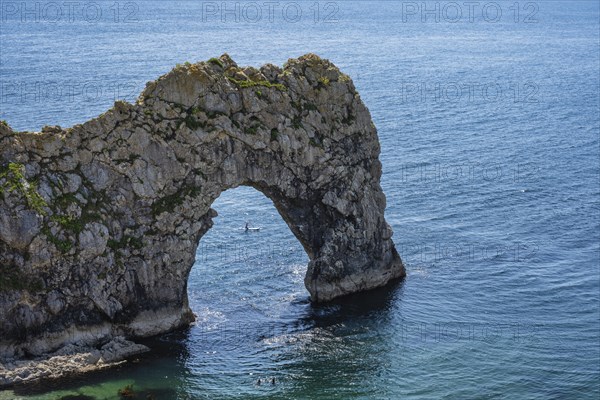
[0, 54, 404, 358]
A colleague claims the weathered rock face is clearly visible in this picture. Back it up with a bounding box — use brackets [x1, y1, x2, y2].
[0, 54, 405, 359]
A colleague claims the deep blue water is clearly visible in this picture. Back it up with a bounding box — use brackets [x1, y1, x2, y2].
[1, 1, 599, 398]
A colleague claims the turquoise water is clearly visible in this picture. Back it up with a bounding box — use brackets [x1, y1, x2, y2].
[1, 1, 599, 398]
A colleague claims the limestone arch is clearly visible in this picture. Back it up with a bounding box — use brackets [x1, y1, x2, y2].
[0, 54, 404, 356]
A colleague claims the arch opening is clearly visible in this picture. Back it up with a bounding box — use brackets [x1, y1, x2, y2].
[188, 186, 309, 326]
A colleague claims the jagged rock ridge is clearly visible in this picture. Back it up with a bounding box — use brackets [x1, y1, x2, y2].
[0, 54, 405, 366]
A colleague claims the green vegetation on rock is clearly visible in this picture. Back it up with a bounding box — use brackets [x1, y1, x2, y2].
[50, 212, 102, 235]
[41, 226, 73, 253]
[292, 115, 303, 129]
[318, 76, 330, 87]
[0, 163, 48, 215]
[183, 114, 203, 130]
[0, 263, 42, 292]
[49, 191, 103, 235]
[309, 138, 324, 149]
[245, 125, 259, 135]
[152, 186, 202, 216]
[208, 57, 224, 69]
[304, 102, 318, 112]
[270, 128, 279, 141]
[108, 235, 143, 251]
[226, 76, 286, 91]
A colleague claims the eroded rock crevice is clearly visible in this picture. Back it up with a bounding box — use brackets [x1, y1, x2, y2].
[0, 54, 405, 369]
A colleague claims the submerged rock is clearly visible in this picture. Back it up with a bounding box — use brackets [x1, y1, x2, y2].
[0, 54, 405, 383]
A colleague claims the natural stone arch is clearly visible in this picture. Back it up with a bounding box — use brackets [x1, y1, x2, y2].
[0, 54, 404, 358]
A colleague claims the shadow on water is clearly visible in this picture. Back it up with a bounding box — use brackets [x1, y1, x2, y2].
[9, 280, 405, 399]
[241, 279, 407, 400]
[303, 278, 405, 325]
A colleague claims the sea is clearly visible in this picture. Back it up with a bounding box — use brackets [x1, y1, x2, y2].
[0, 0, 599, 398]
